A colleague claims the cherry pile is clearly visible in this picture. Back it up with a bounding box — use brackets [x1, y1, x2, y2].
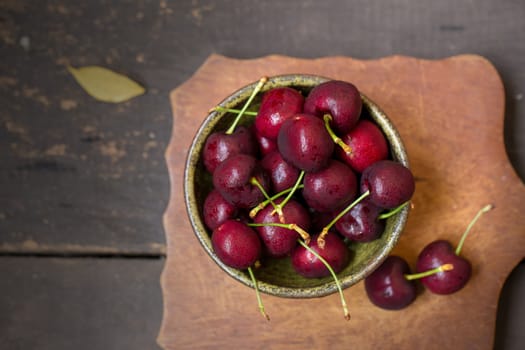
[201, 77, 416, 320]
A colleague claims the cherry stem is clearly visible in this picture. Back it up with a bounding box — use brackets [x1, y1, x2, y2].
[249, 185, 305, 218]
[405, 263, 454, 281]
[209, 106, 258, 116]
[378, 201, 410, 220]
[455, 204, 494, 256]
[318, 190, 371, 248]
[271, 170, 305, 222]
[297, 239, 350, 321]
[247, 266, 270, 321]
[248, 222, 310, 243]
[323, 114, 352, 154]
[250, 177, 282, 219]
[225, 76, 268, 135]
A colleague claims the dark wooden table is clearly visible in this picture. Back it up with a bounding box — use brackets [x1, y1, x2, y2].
[1, 1, 523, 349]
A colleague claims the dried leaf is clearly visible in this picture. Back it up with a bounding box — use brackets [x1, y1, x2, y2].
[67, 65, 145, 103]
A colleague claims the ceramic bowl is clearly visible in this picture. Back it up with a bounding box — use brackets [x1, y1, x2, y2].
[184, 74, 410, 298]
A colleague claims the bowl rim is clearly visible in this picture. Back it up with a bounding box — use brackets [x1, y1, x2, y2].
[184, 74, 410, 298]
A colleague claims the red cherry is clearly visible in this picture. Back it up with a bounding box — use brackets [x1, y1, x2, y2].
[336, 119, 389, 173]
[211, 220, 262, 269]
[304, 80, 362, 134]
[255, 87, 304, 140]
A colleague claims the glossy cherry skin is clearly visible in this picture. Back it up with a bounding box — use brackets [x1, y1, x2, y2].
[255, 131, 278, 157]
[255, 87, 304, 140]
[203, 189, 238, 230]
[202, 126, 257, 173]
[336, 119, 389, 173]
[260, 150, 300, 193]
[277, 113, 334, 172]
[291, 234, 350, 278]
[334, 198, 385, 242]
[211, 220, 262, 269]
[304, 80, 362, 134]
[360, 160, 415, 209]
[364, 255, 417, 310]
[302, 160, 357, 213]
[416, 240, 472, 295]
[212, 154, 270, 209]
[253, 199, 311, 258]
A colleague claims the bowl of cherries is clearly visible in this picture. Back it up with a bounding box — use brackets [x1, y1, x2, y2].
[184, 74, 416, 320]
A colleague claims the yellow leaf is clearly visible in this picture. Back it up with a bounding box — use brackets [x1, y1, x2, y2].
[67, 65, 145, 103]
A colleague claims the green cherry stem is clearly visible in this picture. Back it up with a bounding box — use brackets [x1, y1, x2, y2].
[250, 177, 282, 219]
[225, 76, 268, 135]
[271, 170, 305, 222]
[248, 222, 310, 244]
[297, 239, 350, 321]
[378, 201, 410, 220]
[249, 185, 305, 219]
[318, 190, 371, 248]
[323, 114, 352, 154]
[209, 106, 258, 116]
[455, 204, 494, 256]
[247, 266, 270, 321]
[404, 263, 454, 281]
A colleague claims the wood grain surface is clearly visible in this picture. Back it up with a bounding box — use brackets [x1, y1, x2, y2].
[159, 54, 525, 350]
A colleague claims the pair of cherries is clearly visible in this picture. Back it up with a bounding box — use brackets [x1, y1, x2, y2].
[202, 77, 416, 320]
[365, 204, 493, 310]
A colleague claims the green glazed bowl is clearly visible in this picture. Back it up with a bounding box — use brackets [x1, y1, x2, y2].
[184, 74, 410, 298]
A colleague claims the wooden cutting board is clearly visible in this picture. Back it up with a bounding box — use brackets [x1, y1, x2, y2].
[158, 54, 525, 350]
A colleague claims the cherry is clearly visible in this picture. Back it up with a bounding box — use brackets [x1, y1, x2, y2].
[365, 256, 416, 310]
[336, 119, 389, 173]
[302, 159, 357, 213]
[202, 126, 257, 173]
[255, 131, 278, 156]
[334, 198, 385, 242]
[212, 219, 270, 320]
[255, 87, 304, 140]
[416, 204, 493, 295]
[212, 153, 270, 209]
[415, 240, 471, 295]
[277, 113, 334, 172]
[203, 189, 238, 230]
[304, 80, 362, 134]
[253, 198, 311, 258]
[211, 219, 262, 270]
[203, 77, 267, 173]
[365, 255, 453, 310]
[291, 233, 350, 278]
[360, 160, 415, 209]
[260, 150, 300, 193]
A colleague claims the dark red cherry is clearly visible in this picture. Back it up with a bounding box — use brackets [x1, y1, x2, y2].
[304, 80, 362, 134]
[277, 113, 334, 172]
[211, 220, 262, 269]
[334, 198, 385, 242]
[260, 150, 300, 193]
[360, 160, 415, 209]
[212, 154, 269, 209]
[253, 199, 311, 258]
[202, 126, 257, 173]
[255, 87, 304, 140]
[336, 119, 389, 173]
[203, 189, 238, 230]
[291, 233, 350, 278]
[364, 256, 417, 310]
[302, 160, 357, 213]
[255, 131, 278, 157]
[416, 240, 472, 295]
